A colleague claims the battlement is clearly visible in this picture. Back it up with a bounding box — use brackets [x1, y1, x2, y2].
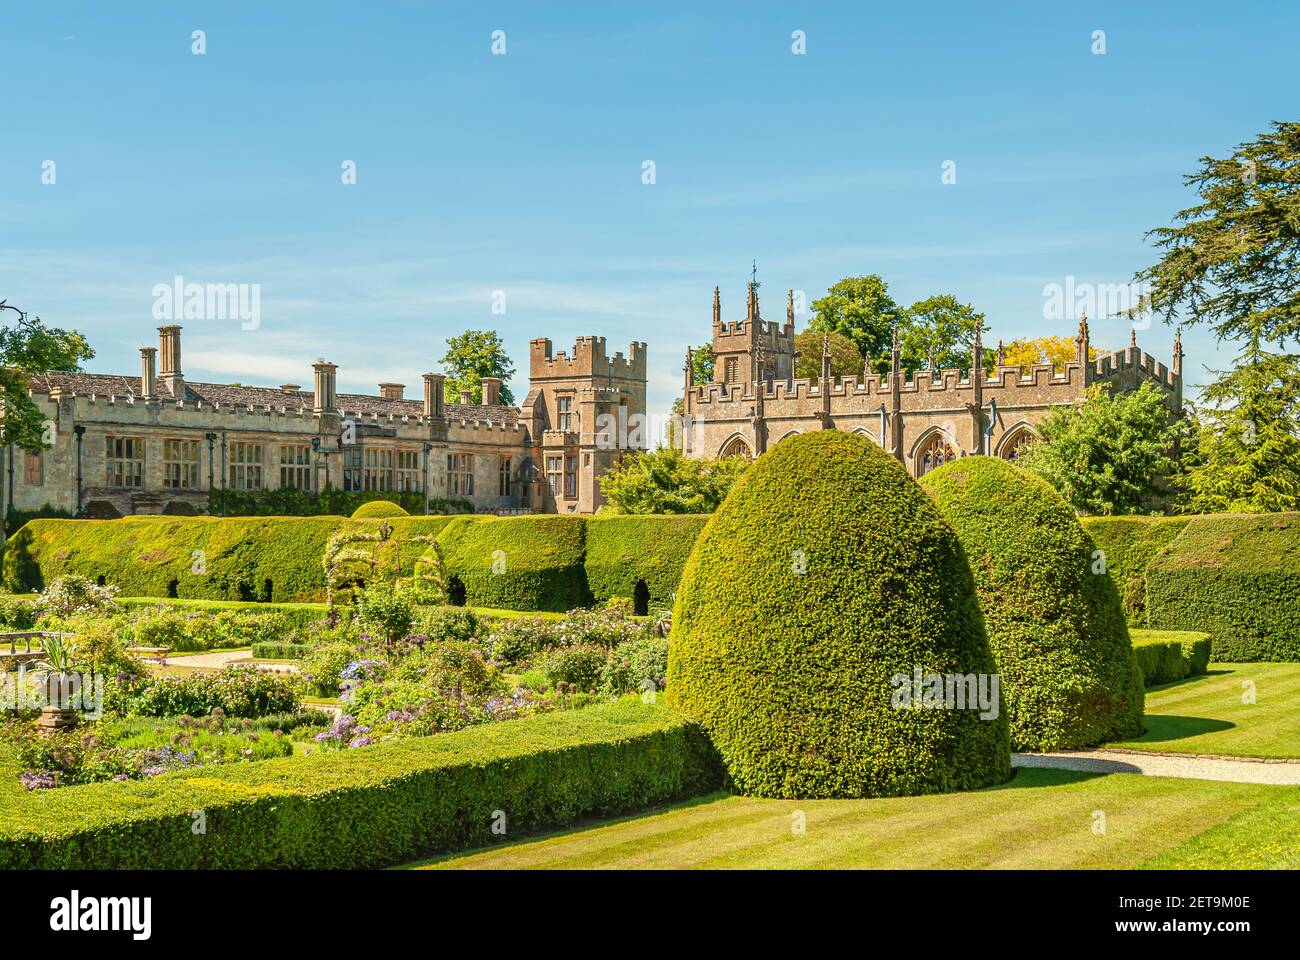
[1094, 344, 1179, 392]
[530, 337, 647, 381]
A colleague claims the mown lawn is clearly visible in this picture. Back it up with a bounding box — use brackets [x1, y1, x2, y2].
[1107, 662, 1300, 759]
[409, 768, 1293, 870]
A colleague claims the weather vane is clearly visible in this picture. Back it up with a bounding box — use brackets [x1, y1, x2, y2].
[750, 259, 760, 292]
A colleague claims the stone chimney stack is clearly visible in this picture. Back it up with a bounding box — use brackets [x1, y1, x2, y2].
[312, 360, 338, 413]
[422, 373, 445, 418]
[480, 376, 502, 405]
[459, 388, 472, 405]
[139, 347, 157, 400]
[157, 325, 183, 396]
[379, 383, 405, 401]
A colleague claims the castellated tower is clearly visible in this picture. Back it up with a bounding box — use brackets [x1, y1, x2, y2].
[521, 336, 648, 514]
[710, 283, 797, 386]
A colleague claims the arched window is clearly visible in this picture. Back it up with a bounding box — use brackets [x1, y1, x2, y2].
[718, 435, 753, 459]
[997, 426, 1037, 463]
[916, 434, 956, 476]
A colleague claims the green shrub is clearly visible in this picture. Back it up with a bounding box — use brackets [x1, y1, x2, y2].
[353, 582, 416, 646]
[584, 516, 708, 609]
[921, 457, 1145, 751]
[1131, 636, 1187, 686]
[302, 642, 360, 697]
[209, 486, 468, 517]
[1129, 630, 1212, 685]
[668, 431, 1010, 799]
[351, 500, 410, 520]
[0, 700, 721, 868]
[1080, 516, 1191, 625]
[118, 597, 326, 631]
[130, 609, 190, 651]
[415, 607, 487, 646]
[1146, 513, 1300, 661]
[600, 634, 669, 695]
[437, 516, 589, 612]
[0, 595, 40, 630]
[124, 665, 300, 718]
[539, 643, 607, 692]
[250, 641, 311, 660]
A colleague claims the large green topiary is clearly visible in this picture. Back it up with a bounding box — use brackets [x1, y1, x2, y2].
[921, 456, 1145, 751]
[350, 499, 410, 520]
[667, 431, 1010, 799]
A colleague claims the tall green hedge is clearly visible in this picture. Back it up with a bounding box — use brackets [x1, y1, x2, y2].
[1146, 513, 1300, 661]
[668, 431, 1010, 799]
[5, 513, 714, 613]
[584, 516, 709, 608]
[1080, 516, 1191, 625]
[436, 516, 589, 612]
[1129, 630, 1212, 686]
[922, 457, 1145, 751]
[2, 516, 455, 603]
[0, 700, 721, 869]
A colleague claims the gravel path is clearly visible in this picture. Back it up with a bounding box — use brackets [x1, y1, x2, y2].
[1013, 749, 1300, 785]
[145, 649, 299, 674]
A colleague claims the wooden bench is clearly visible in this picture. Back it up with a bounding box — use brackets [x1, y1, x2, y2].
[126, 646, 172, 666]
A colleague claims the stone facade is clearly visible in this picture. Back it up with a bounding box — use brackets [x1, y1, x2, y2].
[4, 326, 646, 518]
[683, 284, 1184, 475]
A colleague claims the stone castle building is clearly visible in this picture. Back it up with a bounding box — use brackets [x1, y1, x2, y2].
[682, 284, 1184, 473]
[5, 325, 646, 518]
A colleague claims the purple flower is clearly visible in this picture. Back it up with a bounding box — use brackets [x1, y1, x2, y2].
[348, 736, 373, 748]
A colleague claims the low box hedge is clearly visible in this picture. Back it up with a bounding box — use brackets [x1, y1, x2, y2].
[0, 700, 721, 869]
[249, 641, 312, 659]
[1130, 629, 1213, 686]
[584, 516, 709, 610]
[1145, 513, 1300, 661]
[1079, 516, 1190, 626]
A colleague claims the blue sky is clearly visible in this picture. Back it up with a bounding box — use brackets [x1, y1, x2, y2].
[2, 1, 1296, 416]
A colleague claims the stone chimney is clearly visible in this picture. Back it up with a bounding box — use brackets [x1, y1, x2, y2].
[480, 377, 502, 406]
[312, 360, 338, 413]
[157, 325, 183, 396]
[422, 373, 445, 418]
[379, 383, 405, 401]
[459, 388, 472, 405]
[140, 347, 157, 400]
[281, 384, 301, 394]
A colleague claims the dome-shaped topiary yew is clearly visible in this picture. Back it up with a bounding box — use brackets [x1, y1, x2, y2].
[666, 430, 1010, 799]
[920, 456, 1145, 751]
[350, 500, 410, 520]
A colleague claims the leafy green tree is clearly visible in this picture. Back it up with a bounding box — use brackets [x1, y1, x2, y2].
[0, 306, 94, 545]
[440, 330, 516, 404]
[899, 294, 988, 373]
[0, 308, 94, 451]
[1179, 337, 1300, 513]
[807, 275, 900, 374]
[793, 330, 863, 381]
[599, 445, 748, 514]
[690, 343, 714, 385]
[1017, 381, 1183, 515]
[1137, 121, 1300, 345]
[1134, 123, 1300, 511]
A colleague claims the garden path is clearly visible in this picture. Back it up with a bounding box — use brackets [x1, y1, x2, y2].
[1013, 749, 1300, 786]
[143, 649, 300, 674]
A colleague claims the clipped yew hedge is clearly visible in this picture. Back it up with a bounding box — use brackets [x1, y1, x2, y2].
[668, 431, 1010, 799]
[5, 513, 714, 614]
[436, 515, 589, 612]
[1130, 629, 1212, 686]
[584, 516, 709, 608]
[1146, 513, 1300, 661]
[1080, 516, 1190, 625]
[2, 516, 455, 603]
[922, 457, 1145, 752]
[0, 700, 721, 869]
